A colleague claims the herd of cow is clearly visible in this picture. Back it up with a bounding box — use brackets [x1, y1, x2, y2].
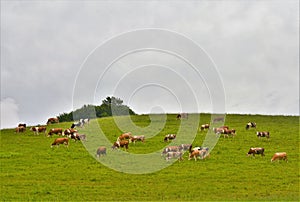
[14, 116, 288, 163]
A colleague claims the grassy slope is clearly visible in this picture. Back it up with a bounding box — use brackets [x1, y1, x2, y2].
[0, 114, 299, 201]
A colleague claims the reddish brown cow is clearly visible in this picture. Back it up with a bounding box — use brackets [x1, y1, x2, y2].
[30, 126, 47, 135]
[51, 138, 69, 147]
[96, 146, 106, 157]
[15, 126, 26, 133]
[247, 148, 265, 157]
[188, 145, 210, 161]
[47, 117, 59, 124]
[271, 152, 287, 162]
[112, 140, 129, 151]
[117, 132, 132, 141]
[48, 128, 63, 137]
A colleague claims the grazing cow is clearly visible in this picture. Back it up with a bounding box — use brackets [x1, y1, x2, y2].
[30, 126, 47, 135]
[223, 128, 236, 138]
[71, 122, 82, 129]
[165, 151, 183, 161]
[51, 137, 69, 148]
[247, 147, 265, 157]
[213, 117, 224, 123]
[47, 117, 59, 124]
[188, 145, 210, 161]
[162, 146, 181, 156]
[213, 127, 225, 134]
[176, 113, 188, 120]
[15, 126, 26, 133]
[246, 122, 256, 130]
[48, 128, 63, 137]
[200, 124, 209, 131]
[256, 131, 270, 139]
[96, 146, 106, 157]
[164, 134, 176, 142]
[130, 135, 145, 144]
[18, 123, 26, 128]
[70, 133, 81, 141]
[112, 140, 129, 151]
[63, 129, 77, 137]
[178, 144, 192, 152]
[271, 152, 287, 162]
[117, 132, 132, 141]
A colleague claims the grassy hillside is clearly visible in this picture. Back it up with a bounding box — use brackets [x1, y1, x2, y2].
[0, 114, 299, 201]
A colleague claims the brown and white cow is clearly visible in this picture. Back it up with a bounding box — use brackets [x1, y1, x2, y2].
[96, 146, 106, 157]
[178, 144, 192, 152]
[15, 126, 26, 133]
[30, 126, 47, 135]
[48, 128, 63, 137]
[256, 131, 270, 139]
[271, 152, 287, 162]
[47, 117, 59, 125]
[164, 134, 176, 142]
[223, 128, 236, 138]
[63, 128, 77, 137]
[165, 151, 183, 161]
[117, 132, 132, 141]
[161, 146, 181, 156]
[200, 124, 209, 131]
[247, 147, 265, 157]
[51, 138, 69, 148]
[112, 140, 129, 151]
[130, 135, 145, 144]
[213, 127, 225, 134]
[188, 145, 210, 161]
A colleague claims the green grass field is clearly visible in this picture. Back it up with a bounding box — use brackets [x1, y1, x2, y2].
[0, 114, 299, 201]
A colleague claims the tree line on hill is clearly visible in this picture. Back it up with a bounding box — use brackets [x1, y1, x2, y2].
[57, 96, 136, 122]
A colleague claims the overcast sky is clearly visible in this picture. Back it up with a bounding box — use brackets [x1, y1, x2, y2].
[1, 1, 299, 129]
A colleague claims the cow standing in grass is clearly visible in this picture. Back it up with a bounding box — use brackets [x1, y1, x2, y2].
[256, 131, 270, 139]
[51, 138, 69, 148]
[271, 152, 287, 162]
[112, 140, 129, 151]
[96, 147, 106, 157]
[247, 148, 265, 157]
[246, 122, 256, 130]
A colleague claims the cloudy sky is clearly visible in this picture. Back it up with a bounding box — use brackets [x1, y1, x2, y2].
[1, 1, 299, 129]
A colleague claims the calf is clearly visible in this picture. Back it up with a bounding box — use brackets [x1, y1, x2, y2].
[130, 135, 145, 144]
[271, 152, 287, 162]
[165, 151, 183, 161]
[247, 147, 265, 157]
[256, 131, 270, 139]
[48, 128, 63, 137]
[164, 134, 176, 142]
[112, 140, 129, 151]
[51, 138, 69, 148]
[15, 126, 26, 133]
[96, 146, 106, 157]
[30, 126, 47, 135]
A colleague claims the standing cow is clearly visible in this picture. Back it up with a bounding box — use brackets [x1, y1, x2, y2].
[96, 146, 106, 157]
[51, 138, 69, 148]
[271, 152, 287, 162]
[246, 122, 256, 130]
[247, 148, 265, 157]
[47, 117, 59, 125]
[256, 131, 270, 139]
[30, 126, 47, 135]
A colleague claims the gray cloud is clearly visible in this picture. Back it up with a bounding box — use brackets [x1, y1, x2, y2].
[1, 1, 299, 128]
